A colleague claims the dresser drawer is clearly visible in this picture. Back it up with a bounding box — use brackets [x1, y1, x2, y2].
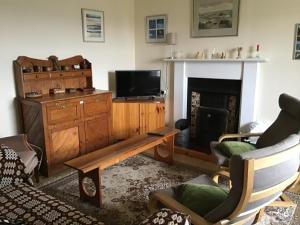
[46, 101, 81, 124]
[83, 94, 111, 117]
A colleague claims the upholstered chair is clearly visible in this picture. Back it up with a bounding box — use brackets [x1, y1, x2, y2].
[149, 134, 300, 225]
[0, 134, 41, 182]
[211, 93, 300, 167]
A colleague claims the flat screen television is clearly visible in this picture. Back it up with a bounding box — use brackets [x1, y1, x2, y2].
[115, 70, 161, 98]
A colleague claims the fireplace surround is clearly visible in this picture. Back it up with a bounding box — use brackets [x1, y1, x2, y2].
[165, 58, 266, 131]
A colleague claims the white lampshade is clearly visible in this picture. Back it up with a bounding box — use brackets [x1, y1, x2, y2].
[167, 32, 177, 45]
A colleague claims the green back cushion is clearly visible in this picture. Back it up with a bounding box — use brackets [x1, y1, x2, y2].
[217, 141, 256, 157]
[173, 184, 228, 216]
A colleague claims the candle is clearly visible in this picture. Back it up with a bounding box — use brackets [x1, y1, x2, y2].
[256, 44, 260, 51]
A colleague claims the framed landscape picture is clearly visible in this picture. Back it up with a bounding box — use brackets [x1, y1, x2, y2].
[293, 24, 300, 59]
[82, 9, 104, 42]
[192, 0, 240, 38]
[146, 15, 167, 43]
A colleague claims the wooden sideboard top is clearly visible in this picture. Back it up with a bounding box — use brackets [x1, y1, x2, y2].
[21, 89, 111, 104]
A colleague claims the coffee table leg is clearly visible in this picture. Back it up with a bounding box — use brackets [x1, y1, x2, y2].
[78, 168, 103, 208]
[154, 135, 174, 164]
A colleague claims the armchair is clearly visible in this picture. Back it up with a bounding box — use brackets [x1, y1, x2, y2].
[211, 93, 300, 167]
[149, 134, 300, 225]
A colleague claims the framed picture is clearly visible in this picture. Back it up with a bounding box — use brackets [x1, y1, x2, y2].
[81, 9, 104, 42]
[293, 24, 300, 59]
[192, 0, 240, 38]
[146, 15, 168, 43]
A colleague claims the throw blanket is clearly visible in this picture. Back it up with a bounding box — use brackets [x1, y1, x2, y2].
[0, 182, 103, 225]
[139, 208, 191, 225]
[0, 144, 28, 188]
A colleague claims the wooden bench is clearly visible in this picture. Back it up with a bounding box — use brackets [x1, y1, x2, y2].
[65, 127, 179, 207]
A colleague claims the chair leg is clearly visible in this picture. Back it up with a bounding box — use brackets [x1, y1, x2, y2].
[253, 208, 265, 224]
[34, 166, 40, 183]
[268, 193, 296, 208]
[253, 193, 295, 224]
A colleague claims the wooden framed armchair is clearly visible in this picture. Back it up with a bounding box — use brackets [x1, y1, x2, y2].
[149, 134, 300, 225]
[211, 93, 300, 167]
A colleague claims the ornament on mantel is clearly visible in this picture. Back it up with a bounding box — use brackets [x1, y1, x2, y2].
[195, 51, 205, 59]
[211, 48, 216, 58]
[255, 44, 260, 58]
[221, 52, 226, 59]
[236, 47, 243, 59]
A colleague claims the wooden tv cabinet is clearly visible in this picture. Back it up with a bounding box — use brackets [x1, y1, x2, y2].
[112, 98, 165, 140]
[14, 55, 112, 176]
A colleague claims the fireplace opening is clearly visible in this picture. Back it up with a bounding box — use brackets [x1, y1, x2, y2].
[175, 78, 241, 154]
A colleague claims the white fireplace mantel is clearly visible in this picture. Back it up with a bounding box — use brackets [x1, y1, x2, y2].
[165, 58, 267, 130]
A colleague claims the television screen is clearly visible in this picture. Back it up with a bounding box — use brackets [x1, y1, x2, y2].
[115, 70, 161, 98]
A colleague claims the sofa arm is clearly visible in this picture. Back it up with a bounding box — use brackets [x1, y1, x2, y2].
[27, 142, 43, 170]
[0, 134, 43, 184]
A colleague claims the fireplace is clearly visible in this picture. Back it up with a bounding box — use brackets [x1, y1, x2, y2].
[179, 78, 241, 153]
[188, 78, 241, 136]
[167, 58, 266, 154]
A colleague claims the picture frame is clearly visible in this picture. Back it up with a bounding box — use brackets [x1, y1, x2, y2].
[293, 24, 300, 59]
[146, 15, 168, 43]
[81, 9, 105, 42]
[192, 0, 240, 38]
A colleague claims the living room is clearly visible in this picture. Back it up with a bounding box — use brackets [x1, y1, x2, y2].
[0, 0, 300, 225]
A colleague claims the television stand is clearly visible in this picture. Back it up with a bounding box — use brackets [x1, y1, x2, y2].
[115, 96, 163, 102]
[112, 98, 165, 140]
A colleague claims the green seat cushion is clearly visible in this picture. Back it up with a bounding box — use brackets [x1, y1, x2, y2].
[173, 184, 229, 216]
[217, 141, 256, 158]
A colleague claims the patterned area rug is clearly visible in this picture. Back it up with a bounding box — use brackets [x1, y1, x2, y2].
[38, 155, 299, 225]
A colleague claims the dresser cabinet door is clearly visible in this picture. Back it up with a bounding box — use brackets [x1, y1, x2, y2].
[48, 122, 84, 165]
[85, 114, 110, 153]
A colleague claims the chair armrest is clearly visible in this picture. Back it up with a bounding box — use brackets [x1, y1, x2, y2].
[27, 142, 43, 170]
[218, 133, 263, 142]
[149, 192, 211, 225]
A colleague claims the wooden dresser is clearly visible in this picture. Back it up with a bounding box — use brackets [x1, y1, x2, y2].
[14, 55, 112, 176]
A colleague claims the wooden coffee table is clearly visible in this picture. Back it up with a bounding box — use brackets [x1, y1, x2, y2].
[64, 127, 179, 208]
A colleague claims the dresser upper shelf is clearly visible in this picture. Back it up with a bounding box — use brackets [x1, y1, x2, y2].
[163, 58, 267, 63]
[14, 55, 93, 98]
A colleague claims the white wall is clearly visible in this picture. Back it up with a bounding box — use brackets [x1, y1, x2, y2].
[0, 0, 135, 137]
[135, 0, 300, 125]
[1, 0, 300, 136]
